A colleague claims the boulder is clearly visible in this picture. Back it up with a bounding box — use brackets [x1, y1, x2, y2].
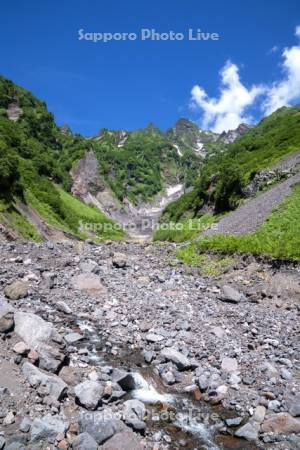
[286, 395, 300, 417]
[123, 399, 146, 431]
[21, 362, 67, 400]
[64, 332, 84, 344]
[261, 412, 300, 434]
[14, 312, 61, 349]
[102, 429, 143, 450]
[59, 366, 82, 387]
[74, 380, 104, 410]
[161, 348, 196, 371]
[112, 253, 127, 268]
[235, 421, 260, 441]
[78, 412, 126, 444]
[219, 285, 245, 304]
[30, 415, 68, 443]
[0, 298, 14, 333]
[79, 260, 100, 274]
[4, 281, 28, 301]
[72, 432, 98, 450]
[72, 273, 107, 295]
[111, 369, 136, 391]
[38, 343, 66, 373]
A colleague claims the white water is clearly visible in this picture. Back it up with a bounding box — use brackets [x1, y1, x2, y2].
[131, 372, 174, 404]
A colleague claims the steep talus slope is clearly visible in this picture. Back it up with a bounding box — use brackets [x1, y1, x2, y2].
[203, 172, 300, 236]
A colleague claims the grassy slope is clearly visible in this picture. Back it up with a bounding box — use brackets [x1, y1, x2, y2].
[179, 183, 300, 261]
[25, 186, 125, 242]
[161, 106, 300, 222]
[153, 214, 217, 243]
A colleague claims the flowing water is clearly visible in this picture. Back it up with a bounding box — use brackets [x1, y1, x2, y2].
[77, 321, 258, 450]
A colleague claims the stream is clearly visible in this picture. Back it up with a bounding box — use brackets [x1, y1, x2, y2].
[77, 320, 258, 450]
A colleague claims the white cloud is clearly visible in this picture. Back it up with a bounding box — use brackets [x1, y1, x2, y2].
[191, 61, 264, 133]
[263, 27, 300, 114]
[190, 26, 300, 133]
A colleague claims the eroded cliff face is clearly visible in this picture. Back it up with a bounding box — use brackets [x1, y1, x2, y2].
[70, 151, 185, 239]
[71, 151, 106, 200]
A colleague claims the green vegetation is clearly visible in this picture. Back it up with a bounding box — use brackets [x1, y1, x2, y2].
[180, 183, 300, 261]
[153, 214, 217, 242]
[25, 186, 125, 241]
[163, 106, 300, 220]
[176, 245, 234, 276]
[0, 200, 41, 241]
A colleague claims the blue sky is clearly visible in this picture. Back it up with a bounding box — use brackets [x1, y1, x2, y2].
[1, 0, 300, 135]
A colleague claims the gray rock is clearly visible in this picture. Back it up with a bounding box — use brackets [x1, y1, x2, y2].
[30, 415, 68, 443]
[235, 421, 260, 441]
[38, 343, 66, 373]
[112, 253, 127, 268]
[72, 273, 107, 295]
[21, 362, 67, 400]
[78, 412, 126, 444]
[5, 444, 26, 450]
[0, 437, 5, 450]
[143, 350, 155, 363]
[161, 348, 195, 371]
[4, 281, 28, 301]
[64, 332, 84, 344]
[219, 285, 244, 304]
[286, 395, 300, 417]
[56, 301, 72, 314]
[225, 417, 243, 427]
[102, 429, 143, 450]
[14, 312, 61, 349]
[123, 399, 146, 431]
[253, 405, 266, 423]
[74, 381, 104, 410]
[19, 417, 31, 433]
[0, 298, 14, 333]
[221, 357, 238, 372]
[111, 369, 136, 391]
[281, 367, 292, 380]
[145, 333, 164, 343]
[79, 260, 100, 274]
[72, 432, 98, 450]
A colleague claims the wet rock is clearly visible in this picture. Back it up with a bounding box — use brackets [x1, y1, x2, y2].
[111, 369, 136, 391]
[64, 332, 84, 344]
[21, 362, 67, 400]
[221, 357, 238, 372]
[123, 399, 146, 431]
[102, 429, 143, 450]
[219, 285, 245, 304]
[0, 298, 14, 332]
[74, 380, 104, 410]
[261, 413, 300, 434]
[78, 412, 126, 444]
[30, 415, 68, 443]
[235, 421, 260, 441]
[72, 432, 98, 450]
[4, 281, 28, 301]
[161, 348, 196, 371]
[14, 312, 61, 349]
